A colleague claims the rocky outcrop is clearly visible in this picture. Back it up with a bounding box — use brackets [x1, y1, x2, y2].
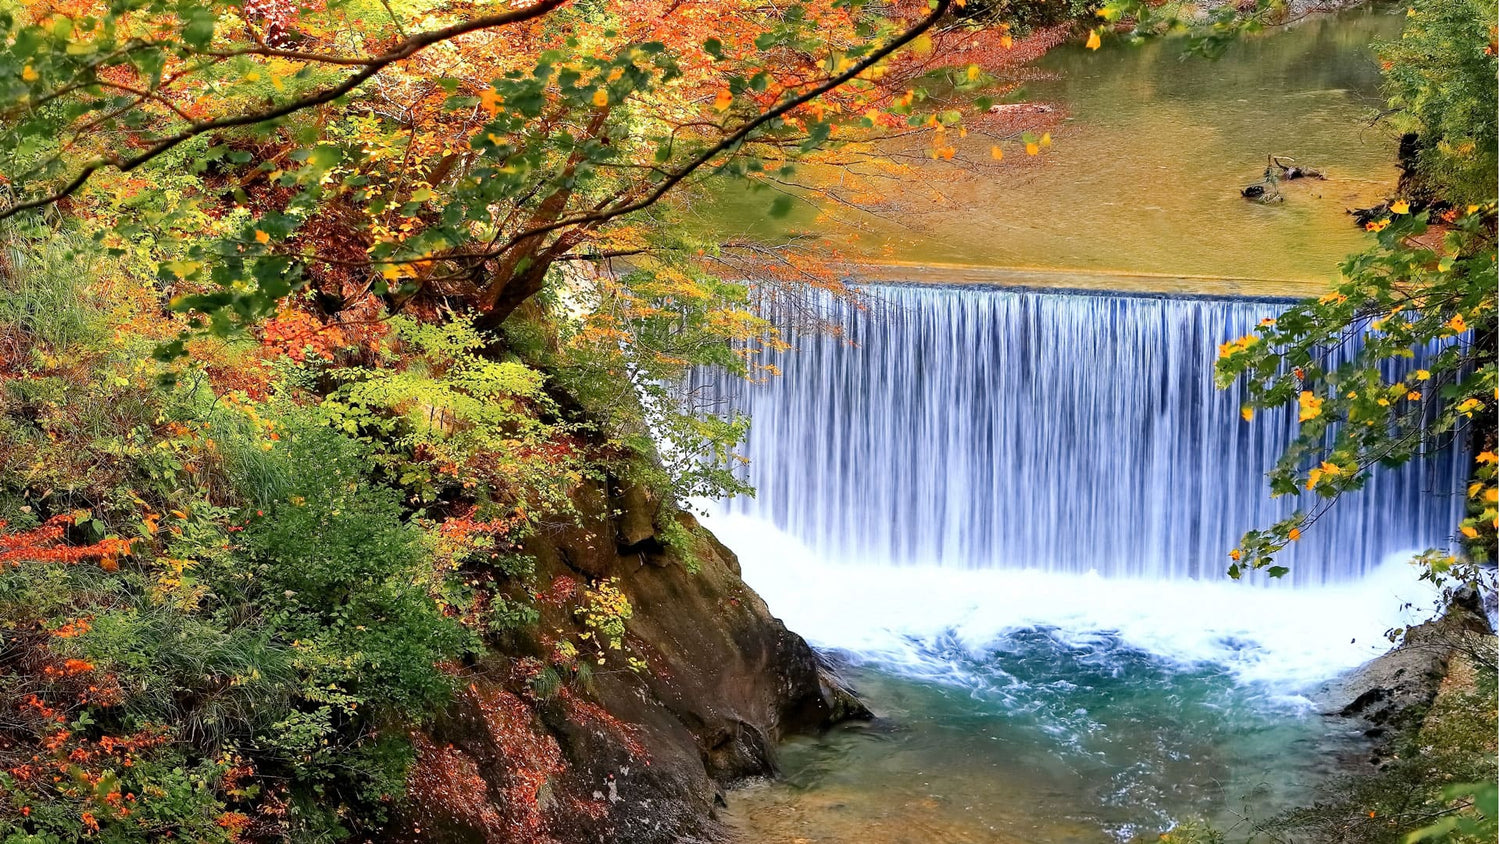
[390, 480, 866, 844]
[1316, 591, 1494, 748]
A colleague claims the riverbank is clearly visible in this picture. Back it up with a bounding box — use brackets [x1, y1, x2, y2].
[1255, 593, 1499, 842]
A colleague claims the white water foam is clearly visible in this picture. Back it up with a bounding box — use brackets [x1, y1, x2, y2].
[704, 512, 1439, 691]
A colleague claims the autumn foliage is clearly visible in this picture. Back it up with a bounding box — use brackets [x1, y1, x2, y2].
[0, 0, 1099, 838]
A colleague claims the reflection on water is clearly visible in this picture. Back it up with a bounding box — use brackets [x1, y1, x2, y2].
[698, 6, 1405, 287]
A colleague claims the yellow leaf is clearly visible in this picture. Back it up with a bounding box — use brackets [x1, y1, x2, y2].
[1414, 369, 1430, 381]
[990, 145, 1004, 161]
[164, 260, 201, 279]
[254, 230, 270, 244]
[1288, 528, 1301, 542]
[913, 33, 933, 56]
[1040, 132, 1052, 148]
[1389, 199, 1410, 214]
[1297, 390, 1323, 422]
[1000, 34, 1014, 49]
[21, 64, 37, 82]
[592, 88, 610, 108]
[1025, 142, 1039, 156]
[713, 89, 733, 112]
[966, 64, 980, 81]
[1241, 407, 1253, 421]
[1469, 482, 1484, 498]
[1461, 525, 1479, 539]
[1086, 30, 1102, 50]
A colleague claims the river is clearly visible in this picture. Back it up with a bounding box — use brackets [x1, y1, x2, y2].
[691, 7, 1467, 843]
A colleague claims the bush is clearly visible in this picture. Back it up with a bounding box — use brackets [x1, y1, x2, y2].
[0, 258, 474, 839]
[1379, 0, 1499, 205]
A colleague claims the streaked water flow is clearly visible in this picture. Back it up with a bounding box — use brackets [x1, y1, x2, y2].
[703, 283, 1466, 586]
[705, 283, 1461, 841]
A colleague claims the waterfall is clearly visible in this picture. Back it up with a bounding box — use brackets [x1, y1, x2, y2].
[701, 283, 1468, 587]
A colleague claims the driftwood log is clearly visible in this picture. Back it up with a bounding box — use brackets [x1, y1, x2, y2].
[1241, 154, 1326, 201]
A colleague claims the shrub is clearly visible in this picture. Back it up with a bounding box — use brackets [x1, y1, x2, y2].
[1378, 0, 1499, 206]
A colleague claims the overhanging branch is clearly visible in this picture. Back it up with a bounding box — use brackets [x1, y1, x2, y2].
[0, 0, 571, 221]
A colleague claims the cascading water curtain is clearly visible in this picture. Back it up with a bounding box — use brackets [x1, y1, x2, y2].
[694, 284, 1469, 586]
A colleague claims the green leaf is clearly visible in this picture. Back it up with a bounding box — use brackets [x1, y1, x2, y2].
[182, 7, 217, 49]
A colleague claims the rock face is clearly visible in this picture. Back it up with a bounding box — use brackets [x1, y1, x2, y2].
[390, 480, 867, 844]
[1316, 591, 1494, 741]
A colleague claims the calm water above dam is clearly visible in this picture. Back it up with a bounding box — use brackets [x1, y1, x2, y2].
[700, 5, 1405, 289]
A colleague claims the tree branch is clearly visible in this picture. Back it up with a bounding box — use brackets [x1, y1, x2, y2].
[0, 0, 571, 221]
[472, 0, 953, 268]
